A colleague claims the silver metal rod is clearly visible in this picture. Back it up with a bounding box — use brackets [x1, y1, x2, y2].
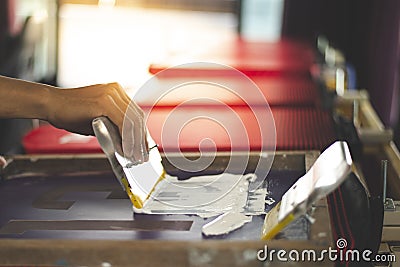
[353, 100, 360, 127]
[382, 160, 388, 203]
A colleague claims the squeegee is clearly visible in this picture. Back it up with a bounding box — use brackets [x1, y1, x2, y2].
[92, 116, 165, 209]
[261, 141, 353, 240]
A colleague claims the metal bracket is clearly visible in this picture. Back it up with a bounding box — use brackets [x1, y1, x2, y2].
[382, 160, 396, 212]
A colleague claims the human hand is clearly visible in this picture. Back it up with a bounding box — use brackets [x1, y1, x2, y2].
[46, 83, 149, 164]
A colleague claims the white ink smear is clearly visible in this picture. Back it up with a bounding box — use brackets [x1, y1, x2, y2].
[202, 211, 252, 236]
[135, 173, 265, 217]
[265, 196, 276, 205]
[244, 188, 269, 215]
[133, 172, 268, 235]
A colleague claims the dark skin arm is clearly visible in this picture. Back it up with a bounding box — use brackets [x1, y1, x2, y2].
[0, 75, 148, 164]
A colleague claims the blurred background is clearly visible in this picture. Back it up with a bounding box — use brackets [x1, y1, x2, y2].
[1, 1, 399, 259]
[0, 0, 399, 154]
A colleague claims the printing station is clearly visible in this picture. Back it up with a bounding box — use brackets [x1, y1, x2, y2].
[0, 1, 399, 266]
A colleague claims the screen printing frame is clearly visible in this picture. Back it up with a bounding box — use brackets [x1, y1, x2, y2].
[0, 151, 333, 266]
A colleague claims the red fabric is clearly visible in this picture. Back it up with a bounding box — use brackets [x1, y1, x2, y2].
[252, 77, 317, 107]
[143, 106, 335, 152]
[23, 125, 102, 154]
[137, 76, 317, 107]
[23, 107, 335, 154]
[143, 105, 271, 152]
[272, 107, 336, 150]
[149, 38, 315, 78]
[23, 38, 330, 154]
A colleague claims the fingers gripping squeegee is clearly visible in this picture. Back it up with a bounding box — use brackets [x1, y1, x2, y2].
[262, 141, 353, 240]
[92, 116, 165, 209]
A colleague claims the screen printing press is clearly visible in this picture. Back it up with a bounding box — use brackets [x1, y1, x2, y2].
[0, 150, 336, 266]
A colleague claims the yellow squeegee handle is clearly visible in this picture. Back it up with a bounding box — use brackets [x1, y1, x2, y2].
[261, 213, 295, 240]
[120, 176, 144, 209]
[261, 201, 296, 240]
[120, 169, 166, 210]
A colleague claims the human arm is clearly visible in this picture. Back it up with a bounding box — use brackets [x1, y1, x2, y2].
[0, 75, 148, 163]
